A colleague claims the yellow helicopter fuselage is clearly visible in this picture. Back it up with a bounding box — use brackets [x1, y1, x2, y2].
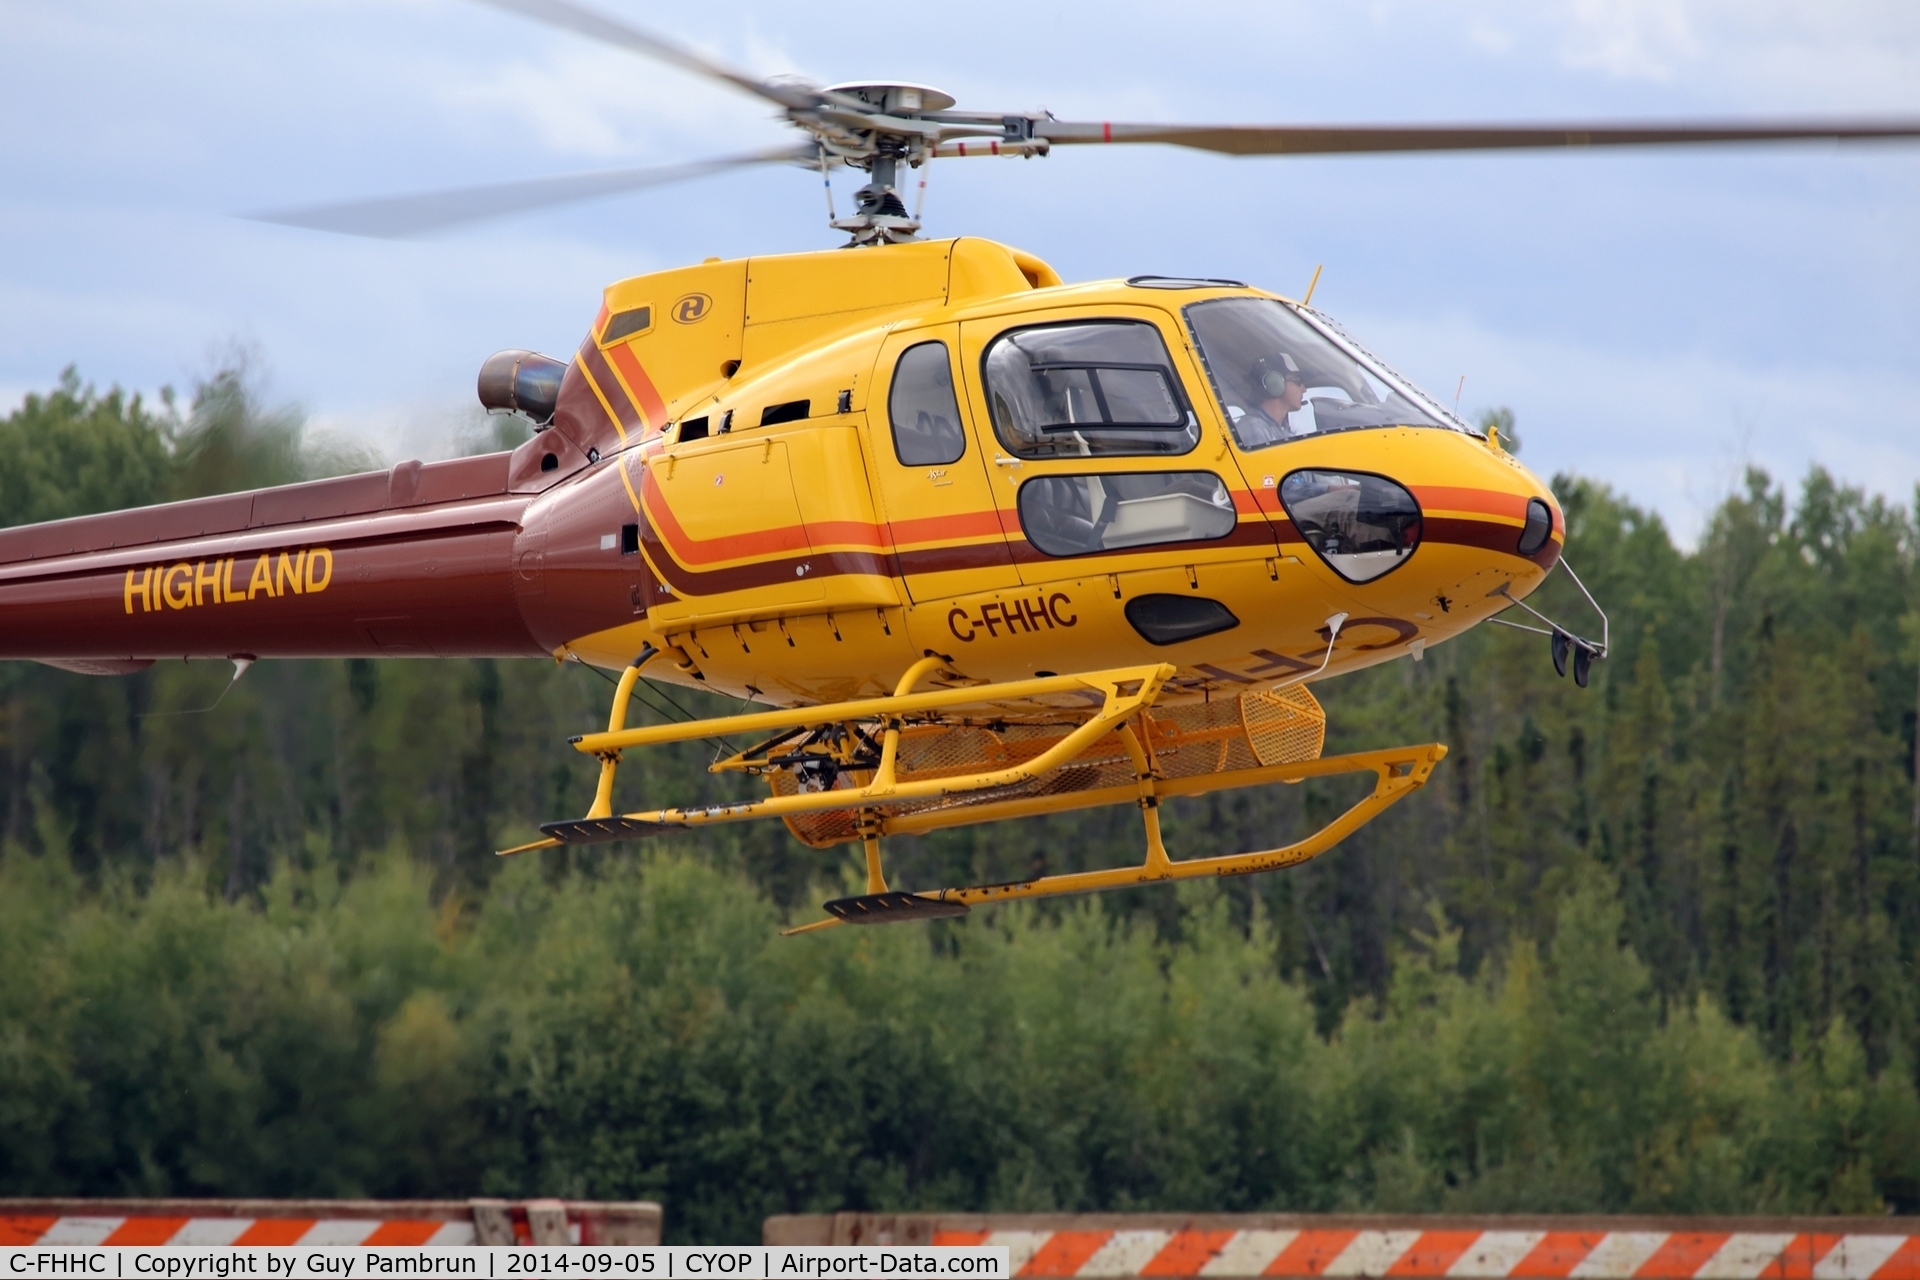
[540, 238, 1561, 709]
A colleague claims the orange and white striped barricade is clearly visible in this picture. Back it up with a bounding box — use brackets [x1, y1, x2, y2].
[1, 1198, 661, 1247]
[764, 1215, 1920, 1280]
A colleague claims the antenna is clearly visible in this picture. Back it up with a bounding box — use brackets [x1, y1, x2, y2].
[1302, 264, 1323, 306]
[1454, 375, 1465, 413]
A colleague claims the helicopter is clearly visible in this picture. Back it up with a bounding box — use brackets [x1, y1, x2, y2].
[2, 0, 1915, 934]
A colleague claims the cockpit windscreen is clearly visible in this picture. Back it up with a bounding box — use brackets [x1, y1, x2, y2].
[1184, 297, 1469, 451]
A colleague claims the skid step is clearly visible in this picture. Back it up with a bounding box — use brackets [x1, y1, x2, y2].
[540, 816, 681, 844]
[823, 891, 970, 924]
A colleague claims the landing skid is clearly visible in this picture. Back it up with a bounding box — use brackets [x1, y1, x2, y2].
[502, 652, 1445, 932]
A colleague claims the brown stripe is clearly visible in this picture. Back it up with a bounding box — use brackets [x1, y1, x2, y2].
[1276, 514, 1561, 572]
[638, 517, 893, 597]
[577, 340, 645, 436]
[1005, 519, 1277, 565]
[895, 542, 1021, 576]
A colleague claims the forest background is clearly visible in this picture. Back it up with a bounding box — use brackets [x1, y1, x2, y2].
[3, 366, 1920, 1241]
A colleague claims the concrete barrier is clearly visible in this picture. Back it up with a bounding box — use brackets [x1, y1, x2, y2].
[762, 1214, 1920, 1278]
[1, 1198, 661, 1246]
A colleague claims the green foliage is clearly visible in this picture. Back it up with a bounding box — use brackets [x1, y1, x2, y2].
[0, 368, 175, 526]
[4, 375, 1920, 1223]
[4, 854, 1918, 1234]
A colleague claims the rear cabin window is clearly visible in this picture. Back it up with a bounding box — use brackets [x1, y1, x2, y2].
[983, 320, 1199, 459]
[888, 341, 967, 466]
[1019, 471, 1236, 558]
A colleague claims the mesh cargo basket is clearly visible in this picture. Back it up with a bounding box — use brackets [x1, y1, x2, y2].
[772, 684, 1325, 848]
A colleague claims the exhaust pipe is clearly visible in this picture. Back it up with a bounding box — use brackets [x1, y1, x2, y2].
[478, 350, 568, 424]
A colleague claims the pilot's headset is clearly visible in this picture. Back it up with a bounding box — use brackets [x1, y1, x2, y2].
[1251, 352, 1303, 398]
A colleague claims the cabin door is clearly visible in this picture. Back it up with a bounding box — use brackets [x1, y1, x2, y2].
[866, 326, 1020, 604]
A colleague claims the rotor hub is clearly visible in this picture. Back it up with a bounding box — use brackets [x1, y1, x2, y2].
[820, 82, 957, 114]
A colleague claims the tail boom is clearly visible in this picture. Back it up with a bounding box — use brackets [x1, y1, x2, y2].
[0, 448, 645, 665]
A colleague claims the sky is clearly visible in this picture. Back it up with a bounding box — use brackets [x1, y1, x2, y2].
[3, 0, 1917, 545]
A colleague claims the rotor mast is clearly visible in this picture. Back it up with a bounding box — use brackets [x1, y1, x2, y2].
[810, 83, 965, 245]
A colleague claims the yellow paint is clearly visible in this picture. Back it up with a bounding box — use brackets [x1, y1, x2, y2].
[506, 240, 1572, 914]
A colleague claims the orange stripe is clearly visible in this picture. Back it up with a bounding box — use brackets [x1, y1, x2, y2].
[1636, 1234, 1732, 1278]
[0, 1216, 58, 1245]
[1512, 1232, 1609, 1278]
[640, 468, 810, 566]
[1145, 1230, 1238, 1275]
[1389, 1231, 1483, 1276]
[1871, 1239, 1920, 1280]
[1411, 484, 1529, 521]
[606, 341, 670, 429]
[935, 1230, 991, 1247]
[103, 1218, 189, 1245]
[234, 1220, 315, 1245]
[363, 1220, 443, 1246]
[802, 517, 891, 548]
[1023, 1232, 1112, 1276]
[889, 510, 1009, 545]
[1266, 1229, 1358, 1276]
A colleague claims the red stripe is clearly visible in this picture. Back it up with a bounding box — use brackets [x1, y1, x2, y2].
[1512, 1232, 1610, 1278]
[1871, 1238, 1920, 1280]
[1023, 1231, 1112, 1276]
[1767, 1236, 1840, 1280]
[1145, 1230, 1239, 1275]
[1103, 121, 1112, 142]
[1636, 1234, 1732, 1279]
[1266, 1230, 1358, 1276]
[0, 1216, 58, 1246]
[1389, 1231, 1483, 1276]
[362, 1221, 443, 1246]
[233, 1220, 315, 1245]
[103, 1218, 189, 1245]
[605, 340, 671, 430]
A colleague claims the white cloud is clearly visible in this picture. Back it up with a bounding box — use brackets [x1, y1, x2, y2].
[1560, 0, 1698, 81]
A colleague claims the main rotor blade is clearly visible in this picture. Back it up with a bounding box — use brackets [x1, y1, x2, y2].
[250, 146, 814, 238]
[1035, 119, 1920, 157]
[467, 0, 822, 111]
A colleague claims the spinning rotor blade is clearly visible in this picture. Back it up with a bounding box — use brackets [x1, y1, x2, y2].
[1033, 119, 1920, 157]
[251, 146, 814, 238]
[467, 0, 824, 111]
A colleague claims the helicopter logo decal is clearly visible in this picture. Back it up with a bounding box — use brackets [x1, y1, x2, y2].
[672, 293, 711, 324]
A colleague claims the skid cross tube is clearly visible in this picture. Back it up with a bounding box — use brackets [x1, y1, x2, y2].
[781, 741, 1446, 934]
[572, 663, 1172, 755]
[500, 663, 1176, 855]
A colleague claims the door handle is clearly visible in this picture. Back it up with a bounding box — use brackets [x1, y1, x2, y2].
[993, 455, 1022, 466]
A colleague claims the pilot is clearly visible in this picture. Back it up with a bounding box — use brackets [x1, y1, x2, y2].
[1231, 354, 1309, 447]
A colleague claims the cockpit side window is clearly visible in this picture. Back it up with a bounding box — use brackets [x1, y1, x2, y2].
[888, 341, 967, 467]
[982, 320, 1199, 459]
